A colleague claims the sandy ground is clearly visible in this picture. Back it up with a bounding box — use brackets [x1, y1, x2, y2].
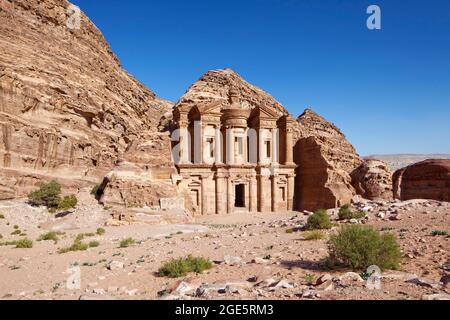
[0, 191, 448, 300]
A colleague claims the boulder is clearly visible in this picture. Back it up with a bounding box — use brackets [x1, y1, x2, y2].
[107, 261, 124, 271]
[293, 109, 362, 210]
[393, 159, 450, 202]
[351, 159, 393, 201]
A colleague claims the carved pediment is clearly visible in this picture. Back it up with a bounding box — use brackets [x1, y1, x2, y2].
[248, 104, 280, 128]
[198, 101, 223, 115]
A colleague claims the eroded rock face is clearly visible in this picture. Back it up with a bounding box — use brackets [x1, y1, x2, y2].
[175, 68, 289, 117]
[98, 132, 180, 207]
[351, 159, 393, 201]
[293, 109, 362, 211]
[0, 1, 381, 212]
[0, 0, 171, 199]
[393, 159, 450, 202]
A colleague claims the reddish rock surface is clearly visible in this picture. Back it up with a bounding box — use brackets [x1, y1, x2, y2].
[351, 159, 393, 201]
[98, 132, 180, 208]
[0, 1, 377, 213]
[393, 159, 450, 202]
[0, 0, 171, 199]
[174, 68, 290, 117]
[293, 109, 362, 211]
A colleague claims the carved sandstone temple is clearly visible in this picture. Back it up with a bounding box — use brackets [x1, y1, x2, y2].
[172, 87, 297, 216]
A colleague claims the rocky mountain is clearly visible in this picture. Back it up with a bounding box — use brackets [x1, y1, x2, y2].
[393, 159, 450, 202]
[0, 0, 382, 212]
[175, 68, 289, 116]
[0, 0, 172, 199]
[293, 109, 363, 210]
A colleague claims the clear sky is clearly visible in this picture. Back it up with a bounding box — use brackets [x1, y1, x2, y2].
[71, 0, 450, 156]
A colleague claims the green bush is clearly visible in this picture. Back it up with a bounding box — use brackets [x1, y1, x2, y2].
[326, 225, 402, 271]
[38, 231, 64, 243]
[338, 204, 365, 220]
[304, 273, 316, 285]
[338, 204, 353, 220]
[58, 195, 78, 211]
[306, 209, 332, 230]
[90, 184, 100, 196]
[28, 181, 61, 208]
[11, 230, 21, 235]
[96, 228, 106, 236]
[89, 241, 100, 248]
[431, 230, 449, 236]
[59, 240, 89, 254]
[120, 238, 136, 248]
[15, 239, 33, 248]
[75, 233, 85, 242]
[303, 230, 325, 240]
[158, 255, 213, 278]
[0, 214, 4, 219]
[73, 233, 96, 243]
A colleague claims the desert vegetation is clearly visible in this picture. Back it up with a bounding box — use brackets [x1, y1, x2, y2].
[337, 204, 366, 220]
[325, 225, 402, 270]
[306, 209, 332, 230]
[28, 181, 78, 213]
[120, 238, 136, 248]
[158, 255, 213, 278]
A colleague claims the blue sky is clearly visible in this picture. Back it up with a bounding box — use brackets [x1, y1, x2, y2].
[71, 0, 450, 156]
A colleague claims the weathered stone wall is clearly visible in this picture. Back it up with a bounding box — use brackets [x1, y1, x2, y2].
[0, 0, 172, 199]
[393, 159, 450, 202]
[293, 109, 362, 211]
[351, 159, 393, 201]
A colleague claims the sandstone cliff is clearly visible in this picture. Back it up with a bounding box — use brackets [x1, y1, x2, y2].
[351, 159, 393, 201]
[0, 0, 172, 199]
[0, 0, 377, 213]
[293, 109, 362, 210]
[393, 159, 450, 202]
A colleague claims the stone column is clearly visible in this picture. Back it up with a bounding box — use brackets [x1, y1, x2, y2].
[285, 128, 294, 165]
[287, 174, 295, 211]
[243, 128, 248, 163]
[249, 174, 257, 213]
[194, 120, 204, 164]
[227, 175, 234, 214]
[271, 174, 278, 212]
[215, 126, 222, 164]
[216, 173, 225, 214]
[258, 172, 271, 212]
[226, 127, 234, 165]
[179, 125, 190, 164]
[201, 175, 208, 215]
[271, 128, 279, 165]
[258, 128, 264, 165]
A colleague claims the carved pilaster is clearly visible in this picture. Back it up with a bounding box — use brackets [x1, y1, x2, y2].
[227, 175, 234, 214]
[271, 174, 279, 212]
[200, 174, 211, 215]
[249, 173, 257, 213]
[215, 173, 227, 214]
[287, 174, 295, 211]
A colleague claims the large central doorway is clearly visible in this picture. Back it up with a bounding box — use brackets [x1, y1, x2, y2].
[235, 184, 245, 208]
